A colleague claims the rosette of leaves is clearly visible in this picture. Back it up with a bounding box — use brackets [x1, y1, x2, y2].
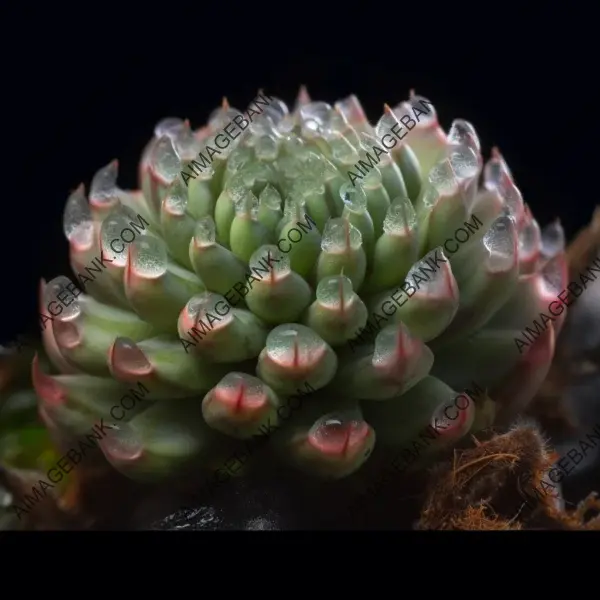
[33, 88, 567, 484]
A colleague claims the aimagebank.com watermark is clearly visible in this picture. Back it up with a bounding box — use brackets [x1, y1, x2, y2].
[179, 213, 317, 352]
[344, 381, 484, 521]
[10, 382, 149, 520]
[349, 214, 483, 352]
[178, 382, 314, 512]
[518, 421, 600, 509]
[39, 213, 149, 331]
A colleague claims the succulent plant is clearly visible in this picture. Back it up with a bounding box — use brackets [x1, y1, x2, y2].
[32, 88, 568, 487]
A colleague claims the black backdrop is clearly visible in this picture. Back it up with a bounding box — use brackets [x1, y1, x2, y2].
[1, 6, 596, 346]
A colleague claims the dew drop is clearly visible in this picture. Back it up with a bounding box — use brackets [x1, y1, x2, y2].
[372, 323, 414, 369]
[321, 218, 362, 253]
[266, 323, 326, 367]
[152, 135, 182, 182]
[327, 109, 350, 134]
[420, 185, 441, 211]
[255, 134, 279, 161]
[226, 176, 250, 202]
[90, 161, 119, 205]
[541, 220, 565, 259]
[154, 117, 185, 139]
[230, 172, 253, 194]
[294, 174, 325, 198]
[226, 146, 254, 175]
[63, 185, 94, 247]
[111, 337, 152, 376]
[282, 195, 307, 224]
[248, 107, 280, 138]
[101, 205, 143, 267]
[330, 134, 359, 164]
[484, 216, 517, 272]
[164, 180, 189, 216]
[518, 215, 541, 259]
[500, 181, 524, 224]
[448, 146, 479, 181]
[249, 161, 275, 186]
[301, 118, 321, 139]
[360, 131, 392, 165]
[277, 113, 296, 135]
[340, 182, 367, 213]
[428, 158, 458, 194]
[186, 291, 233, 328]
[281, 133, 306, 154]
[375, 108, 400, 142]
[276, 158, 299, 182]
[316, 275, 355, 310]
[130, 235, 168, 278]
[540, 254, 567, 297]
[299, 101, 332, 127]
[262, 98, 289, 125]
[384, 196, 417, 236]
[447, 119, 481, 153]
[309, 409, 369, 455]
[172, 123, 200, 159]
[193, 215, 216, 248]
[299, 151, 328, 181]
[259, 183, 282, 211]
[484, 151, 513, 190]
[233, 189, 259, 219]
[44, 276, 81, 321]
[215, 372, 267, 410]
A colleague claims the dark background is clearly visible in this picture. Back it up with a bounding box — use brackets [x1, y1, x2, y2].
[0, 8, 595, 346]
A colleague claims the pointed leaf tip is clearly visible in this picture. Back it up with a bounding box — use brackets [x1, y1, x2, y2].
[90, 160, 119, 205]
[32, 353, 66, 408]
[109, 337, 153, 380]
[100, 422, 144, 462]
[296, 85, 311, 106]
[309, 411, 370, 457]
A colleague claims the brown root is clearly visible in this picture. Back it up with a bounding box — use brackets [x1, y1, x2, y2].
[543, 493, 600, 530]
[418, 424, 560, 530]
[418, 421, 600, 530]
